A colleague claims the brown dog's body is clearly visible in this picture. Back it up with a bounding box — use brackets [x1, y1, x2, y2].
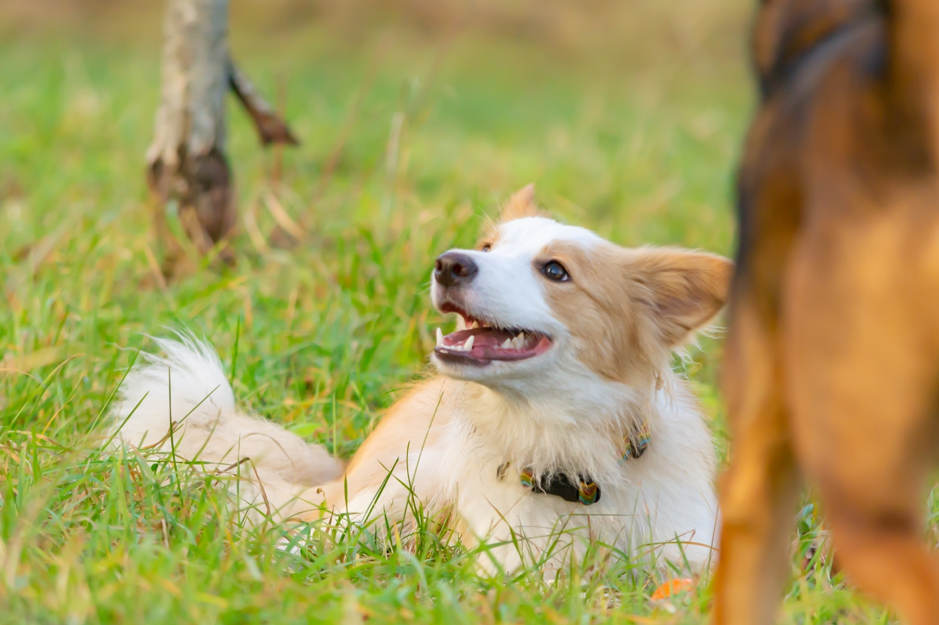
[714, 1, 939, 623]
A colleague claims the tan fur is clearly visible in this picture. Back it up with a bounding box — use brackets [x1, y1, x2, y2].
[293, 377, 458, 532]
[499, 183, 544, 222]
[476, 227, 501, 252]
[327, 379, 451, 502]
[541, 241, 731, 384]
[479, 184, 545, 247]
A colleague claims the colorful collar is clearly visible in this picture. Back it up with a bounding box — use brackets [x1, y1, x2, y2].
[498, 421, 651, 506]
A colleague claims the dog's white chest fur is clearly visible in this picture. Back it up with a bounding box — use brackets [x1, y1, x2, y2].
[415, 378, 720, 572]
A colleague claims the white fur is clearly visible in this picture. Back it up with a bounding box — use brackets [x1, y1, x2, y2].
[109, 216, 721, 575]
[443, 381, 718, 574]
[111, 333, 343, 518]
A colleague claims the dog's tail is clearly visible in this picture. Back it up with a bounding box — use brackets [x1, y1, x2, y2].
[109, 333, 344, 520]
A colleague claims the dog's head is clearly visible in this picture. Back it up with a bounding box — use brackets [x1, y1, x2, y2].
[430, 185, 732, 401]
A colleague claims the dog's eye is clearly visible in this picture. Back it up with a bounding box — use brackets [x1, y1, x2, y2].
[542, 261, 569, 282]
[481, 244, 491, 252]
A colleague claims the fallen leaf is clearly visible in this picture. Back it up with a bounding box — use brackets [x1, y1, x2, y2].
[650, 577, 695, 601]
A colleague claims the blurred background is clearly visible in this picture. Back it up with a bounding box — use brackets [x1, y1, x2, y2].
[0, 0, 750, 246]
[1, 0, 753, 464]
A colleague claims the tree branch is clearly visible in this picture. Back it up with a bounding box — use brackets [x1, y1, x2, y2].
[228, 57, 300, 147]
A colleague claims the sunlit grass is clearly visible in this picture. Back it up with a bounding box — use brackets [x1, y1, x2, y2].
[0, 3, 901, 622]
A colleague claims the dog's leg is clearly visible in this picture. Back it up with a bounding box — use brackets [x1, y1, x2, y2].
[784, 224, 939, 625]
[825, 503, 939, 625]
[789, 365, 939, 625]
[712, 295, 801, 625]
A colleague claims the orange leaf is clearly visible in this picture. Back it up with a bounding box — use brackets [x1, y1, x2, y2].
[650, 577, 695, 601]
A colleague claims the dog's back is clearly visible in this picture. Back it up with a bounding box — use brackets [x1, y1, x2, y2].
[715, 2, 939, 624]
[738, 0, 939, 291]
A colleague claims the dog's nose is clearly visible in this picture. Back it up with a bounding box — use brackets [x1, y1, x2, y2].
[435, 252, 478, 287]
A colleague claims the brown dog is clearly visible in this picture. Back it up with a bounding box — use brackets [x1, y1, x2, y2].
[713, 1, 939, 624]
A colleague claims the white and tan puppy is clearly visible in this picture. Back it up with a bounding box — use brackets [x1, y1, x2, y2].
[112, 186, 730, 575]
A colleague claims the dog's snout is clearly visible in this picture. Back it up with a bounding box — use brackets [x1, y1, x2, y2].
[434, 252, 478, 288]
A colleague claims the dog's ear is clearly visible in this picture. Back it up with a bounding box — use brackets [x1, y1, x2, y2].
[499, 184, 541, 222]
[624, 248, 733, 348]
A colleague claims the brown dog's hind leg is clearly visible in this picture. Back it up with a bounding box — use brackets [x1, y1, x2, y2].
[713, 297, 801, 625]
[826, 502, 939, 625]
[785, 223, 939, 625]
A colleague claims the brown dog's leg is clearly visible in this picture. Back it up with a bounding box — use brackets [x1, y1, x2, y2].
[826, 506, 939, 625]
[794, 388, 939, 625]
[713, 296, 801, 625]
[785, 222, 939, 625]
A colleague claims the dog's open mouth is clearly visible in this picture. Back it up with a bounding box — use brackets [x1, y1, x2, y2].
[434, 305, 552, 366]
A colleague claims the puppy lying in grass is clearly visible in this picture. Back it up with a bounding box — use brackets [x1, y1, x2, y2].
[111, 186, 730, 575]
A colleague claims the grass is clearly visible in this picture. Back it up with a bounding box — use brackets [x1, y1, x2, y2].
[0, 1, 903, 622]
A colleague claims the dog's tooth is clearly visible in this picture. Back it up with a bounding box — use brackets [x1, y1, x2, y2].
[501, 338, 512, 348]
[464, 335, 475, 351]
[436, 328, 444, 347]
